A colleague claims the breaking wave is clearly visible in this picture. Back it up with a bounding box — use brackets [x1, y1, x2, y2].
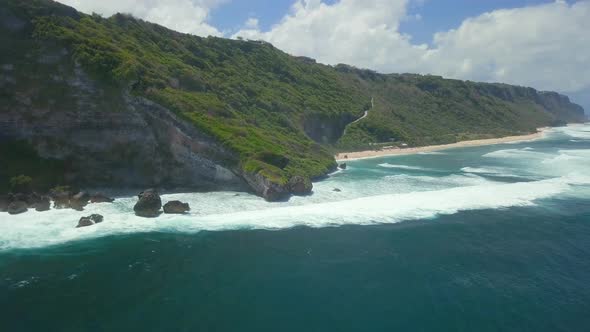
[377, 163, 431, 171]
[1, 124, 589, 251]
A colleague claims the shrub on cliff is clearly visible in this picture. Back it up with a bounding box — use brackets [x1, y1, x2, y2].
[9, 175, 33, 193]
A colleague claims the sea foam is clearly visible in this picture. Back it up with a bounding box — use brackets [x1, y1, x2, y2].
[1, 175, 587, 251]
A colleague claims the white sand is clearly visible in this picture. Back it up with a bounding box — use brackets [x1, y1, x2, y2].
[336, 128, 549, 161]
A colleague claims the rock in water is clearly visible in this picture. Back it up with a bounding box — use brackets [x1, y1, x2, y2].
[50, 186, 75, 209]
[133, 189, 162, 217]
[89, 214, 104, 224]
[76, 214, 104, 228]
[339, 163, 347, 169]
[25, 192, 42, 208]
[163, 200, 190, 214]
[90, 193, 114, 203]
[34, 196, 51, 212]
[288, 175, 313, 196]
[7, 201, 28, 215]
[333, 188, 342, 192]
[70, 191, 90, 211]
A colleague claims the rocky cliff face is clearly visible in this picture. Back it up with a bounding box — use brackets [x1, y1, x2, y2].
[0, 43, 247, 192]
[1, 0, 586, 201]
[473, 83, 586, 124]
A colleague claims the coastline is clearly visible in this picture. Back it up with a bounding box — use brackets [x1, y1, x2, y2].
[335, 128, 550, 161]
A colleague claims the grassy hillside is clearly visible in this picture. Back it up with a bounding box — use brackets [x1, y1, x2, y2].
[0, 0, 585, 197]
[336, 67, 584, 150]
[6, 0, 369, 187]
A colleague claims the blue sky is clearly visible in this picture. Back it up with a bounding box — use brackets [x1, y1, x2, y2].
[210, 0, 562, 44]
[57, 0, 590, 111]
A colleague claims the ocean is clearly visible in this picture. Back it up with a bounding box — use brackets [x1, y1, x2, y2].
[1, 124, 590, 331]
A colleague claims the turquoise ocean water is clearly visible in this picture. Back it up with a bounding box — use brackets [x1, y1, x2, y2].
[1, 124, 590, 331]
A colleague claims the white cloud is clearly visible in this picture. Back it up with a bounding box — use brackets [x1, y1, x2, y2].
[233, 0, 590, 96]
[56, 0, 226, 36]
[234, 0, 428, 73]
[244, 17, 260, 29]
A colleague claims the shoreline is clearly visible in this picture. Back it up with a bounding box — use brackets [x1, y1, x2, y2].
[335, 128, 550, 161]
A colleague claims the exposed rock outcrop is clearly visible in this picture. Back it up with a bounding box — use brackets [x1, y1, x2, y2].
[288, 176, 313, 196]
[50, 186, 75, 209]
[339, 163, 347, 169]
[242, 171, 290, 202]
[76, 214, 104, 228]
[70, 191, 90, 211]
[133, 189, 162, 217]
[163, 200, 190, 214]
[34, 196, 51, 211]
[7, 201, 28, 215]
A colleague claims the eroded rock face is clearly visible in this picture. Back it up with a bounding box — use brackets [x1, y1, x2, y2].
[34, 196, 51, 212]
[163, 200, 190, 214]
[7, 201, 28, 215]
[0, 34, 248, 195]
[133, 189, 162, 217]
[288, 176, 313, 196]
[76, 214, 104, 228]
[50, 187, 75, 209]
[242, 171, 290, 202]
[70, 191, 90, 211]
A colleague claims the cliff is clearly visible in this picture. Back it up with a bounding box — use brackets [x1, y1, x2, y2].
[0, 0, 586, 200]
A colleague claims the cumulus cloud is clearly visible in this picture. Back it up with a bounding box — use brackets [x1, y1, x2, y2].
[56, 0, 225, 36]
[234, 0, 590, 97]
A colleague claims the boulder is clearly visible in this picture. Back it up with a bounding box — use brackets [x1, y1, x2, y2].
[13, 193, 28, 203]
[333, 188, 342, 192]
[34, 196, 51, 212]
[90, 193, 114, 203]
[70, 191, 90, 211]
[288, 175, 313, 196]
[242, 172, 290, 202]
[339, 163, 347, 169]
[163, 200, 190, 214]
[7, 201, 28, 215]
[133, 189, 162, 217]
[89, 214, 104, 224]
[50, 186, 74, 209]
[25, 192, 42, 208]
[76, 214, 104, 228]
[52, 192, 71, 209]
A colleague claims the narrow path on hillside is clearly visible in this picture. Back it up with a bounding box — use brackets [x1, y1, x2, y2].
[343, 97, 373, 136]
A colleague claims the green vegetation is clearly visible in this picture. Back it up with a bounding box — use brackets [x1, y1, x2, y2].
[15, 1, 369, 184]
[9, 175, 33, 193]
[0, 0, 584, 194]
[334, 69, 563, 150]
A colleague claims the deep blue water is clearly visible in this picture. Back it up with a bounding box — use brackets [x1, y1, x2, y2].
[1, 125, 590, 331]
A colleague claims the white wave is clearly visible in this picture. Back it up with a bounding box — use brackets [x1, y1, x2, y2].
[558, 125, 590, 140]
[483, 148, 550, 159]
[460, 166, 524, 178]
[418, 151, 446, 155]
[377, 163, 431, 171]
[384, 173, 488, 187]
[1, 175, 588, 251]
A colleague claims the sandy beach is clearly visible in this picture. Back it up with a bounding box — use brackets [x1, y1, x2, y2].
[336, 128, 550, 161]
